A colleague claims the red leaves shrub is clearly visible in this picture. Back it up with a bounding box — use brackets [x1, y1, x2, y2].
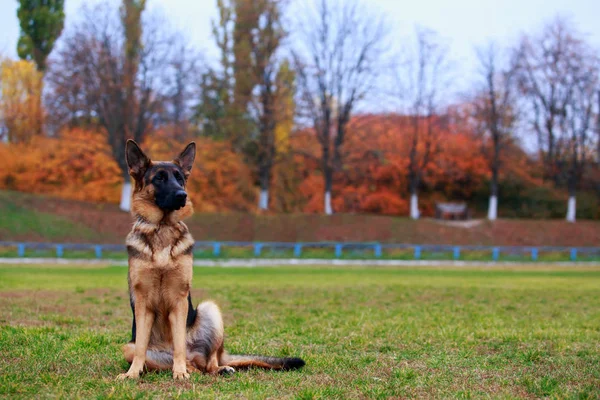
[0, 114, 545, 216]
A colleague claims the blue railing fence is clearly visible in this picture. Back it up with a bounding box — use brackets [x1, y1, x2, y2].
[0, 241, 598, 262]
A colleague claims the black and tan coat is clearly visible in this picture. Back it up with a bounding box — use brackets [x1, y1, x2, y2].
[117, 140, 304, 380]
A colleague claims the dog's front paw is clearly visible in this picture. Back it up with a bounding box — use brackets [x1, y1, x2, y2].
[116, 371, 141, 380]
[173, 370, 190, 380]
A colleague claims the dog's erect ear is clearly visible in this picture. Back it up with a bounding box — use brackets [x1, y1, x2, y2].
[174, 142, 196, 176]
[126, 140, 151, 179]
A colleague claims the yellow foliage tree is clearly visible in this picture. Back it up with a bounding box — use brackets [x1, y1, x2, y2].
[0, 59, 44, 143]
[274, 60, 295, 156]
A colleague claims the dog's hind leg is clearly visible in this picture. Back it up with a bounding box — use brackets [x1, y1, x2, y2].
[122, 342, 173, 372]
[186, 301, 234, 375]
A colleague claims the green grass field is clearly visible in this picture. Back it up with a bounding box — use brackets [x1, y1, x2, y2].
[0, 264, 599, 399]
[0, 194, 99, 242]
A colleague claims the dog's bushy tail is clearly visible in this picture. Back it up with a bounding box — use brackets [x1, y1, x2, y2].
[221, 352, 305, 370]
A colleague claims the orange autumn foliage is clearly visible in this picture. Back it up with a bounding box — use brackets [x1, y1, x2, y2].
[0, 128, 256, 211]
[0, 128, 122, 202]
[0, 114, 549, 216]
[293, 114, 490, 215]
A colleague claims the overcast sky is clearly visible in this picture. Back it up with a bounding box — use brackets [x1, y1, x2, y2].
[1, 0, 599, 93]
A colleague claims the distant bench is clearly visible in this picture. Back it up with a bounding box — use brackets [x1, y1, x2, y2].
[435, 202, 471, 220]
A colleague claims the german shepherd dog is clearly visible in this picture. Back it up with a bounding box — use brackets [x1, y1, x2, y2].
[117, 140, 305, 380]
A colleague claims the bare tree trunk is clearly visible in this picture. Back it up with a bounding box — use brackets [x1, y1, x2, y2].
[324, 190, 332, 215]
[596, 91, 600, 201]
[110, 133, 132, 212]
[488, 183, 498, 221]
[489, 130, 500, 222]
[566, 196, 576, 222]
[409, 122, 420, 220]
[410, 192, 420, 220]
[258, 164, 271, 211]
[120, 174, 133, 212]
[323, 144, 333, 215]
[566, 118, 580, 223]
[488, 138, 500, 221]
[257, 82, 276, 211]
[408, 114, 420, 220]
[409, 169, 420, 220]
[566, 133, 578, 223]
[566, 176, 577, 223]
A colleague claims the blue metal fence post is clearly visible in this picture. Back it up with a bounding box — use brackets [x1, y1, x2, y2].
[335, 244, 343, 258]
[9, 241, 593, 263]
[531, 248, 538, 261]
[95, 245, 103, 259]
[414, 246, 421, 260]
[374, 244, 382, 258]
[254, 243, 263, 257]
[453, 247, 461, 260]
[213, 242, 221, 257]
[18, 243, 25, 257]
[492, 247, 500, 261]
[294, 244, 302, 258]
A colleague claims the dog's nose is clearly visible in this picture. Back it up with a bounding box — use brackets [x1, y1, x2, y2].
[175, 190, 187, 203]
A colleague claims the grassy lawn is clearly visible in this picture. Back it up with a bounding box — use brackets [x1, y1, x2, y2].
[0, 193, 101, 243]
[0, 264, 599, 399]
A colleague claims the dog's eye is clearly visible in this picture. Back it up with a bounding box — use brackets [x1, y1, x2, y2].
[174, 171, 184, 184]
[155, 172, 166, 182]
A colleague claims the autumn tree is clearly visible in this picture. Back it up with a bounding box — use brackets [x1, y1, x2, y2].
[162, 41, 202, 140]
[195, 0, 235, 140]
[393, 27, 450, 219]
[45, 2, 192, 211]
[597, 91, 600, 199]
[514, 18, 600, 222]
[199, 0, 292, 211]
[16, 0, 65, 72]
[255, 59, 296, 210]
[562, 62, 599, 222]
[117, 0, 146, 210]
[293, 0, 387, 214]
[0, 59, 44, 143]
[597, 91, 600, 163]
[470, 43, 517, 220]
[239, 0, 291, 210]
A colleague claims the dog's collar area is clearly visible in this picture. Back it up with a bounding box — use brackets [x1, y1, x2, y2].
[133, 209, 190, 229]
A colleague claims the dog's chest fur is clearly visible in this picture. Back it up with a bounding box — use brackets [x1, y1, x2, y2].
[126, 218, 194, 310]
[126, 219, 194, 266]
